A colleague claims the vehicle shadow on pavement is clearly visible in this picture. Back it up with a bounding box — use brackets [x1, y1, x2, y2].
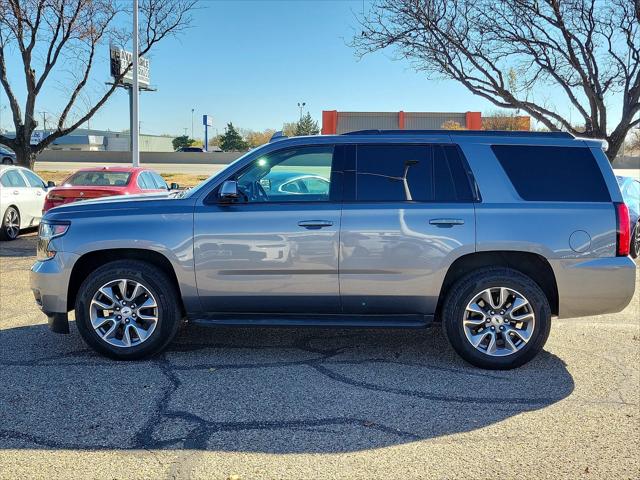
[0, 321, 574, 453]
[0, 229, 38, 257]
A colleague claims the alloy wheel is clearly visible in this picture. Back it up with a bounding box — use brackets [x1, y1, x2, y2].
[89, 278, 159, 348]
[463, 287, 535, 357]
[4, 209, 19, 239]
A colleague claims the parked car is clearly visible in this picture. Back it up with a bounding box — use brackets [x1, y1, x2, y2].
[260, 171, 330, 196]
[616, 175, 640, 258]
[0, 145, 16, 165]
[177, 146, 205, 152]
[31, 130, 636, 369]
[0, 166, 49, 240]
[43, 166, 175, 212]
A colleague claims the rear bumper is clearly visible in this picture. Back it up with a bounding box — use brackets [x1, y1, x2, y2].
[551, 256, 636, 318]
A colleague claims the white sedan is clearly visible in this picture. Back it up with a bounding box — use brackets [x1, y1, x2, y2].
[0, 166, 50, 240]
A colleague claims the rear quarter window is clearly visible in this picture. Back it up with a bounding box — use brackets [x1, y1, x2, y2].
[491, 145, 610, 202]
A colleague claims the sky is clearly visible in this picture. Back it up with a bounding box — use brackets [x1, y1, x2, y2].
[0, 0, 627, 139]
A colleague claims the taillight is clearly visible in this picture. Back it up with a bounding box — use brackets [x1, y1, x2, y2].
[615, 202, 630, 257]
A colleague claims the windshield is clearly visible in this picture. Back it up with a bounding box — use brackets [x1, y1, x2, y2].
[64, 171, 131, 187]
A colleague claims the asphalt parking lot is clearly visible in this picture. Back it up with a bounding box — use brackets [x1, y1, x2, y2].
[0, 234, 638, 479]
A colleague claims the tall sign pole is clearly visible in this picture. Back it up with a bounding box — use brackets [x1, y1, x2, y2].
[131, 0, 140, 167]
[203, 115, 212, 152]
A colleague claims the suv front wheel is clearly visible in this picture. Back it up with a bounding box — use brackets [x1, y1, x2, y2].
[75, 260, 182, 360]
[442, 268, 551, 370]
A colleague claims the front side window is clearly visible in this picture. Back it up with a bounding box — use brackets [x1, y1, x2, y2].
[234, 146, 334, 203]
[21, 169, 46, 189]
[622, 180, 640, 208]
[1, 170, 27, 187]
[151, 172, 168, 190]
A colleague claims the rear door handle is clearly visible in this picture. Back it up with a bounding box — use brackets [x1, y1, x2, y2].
[429, 218, 465, 226]
[298, 220, 334, 229]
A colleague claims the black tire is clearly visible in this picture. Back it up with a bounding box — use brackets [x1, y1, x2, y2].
[75, 260, 182, 360]
[630, 222, 640, 259]
[442, 268, 551, 370]
[0, 206, 20, 241]
[1, 157, 12, 165]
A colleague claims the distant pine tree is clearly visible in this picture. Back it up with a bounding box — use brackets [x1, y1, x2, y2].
[172, 135, 196, 151]
[294, 113, 320, 136]
[219, 123, 249, 151]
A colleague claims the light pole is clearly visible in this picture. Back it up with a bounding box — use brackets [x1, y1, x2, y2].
[191, 108, 194, 138]
[39, 111, 48, 132]
[131, 0, 140, 167]
[0, 105, 6, 134]
[297, 102, 306, 121]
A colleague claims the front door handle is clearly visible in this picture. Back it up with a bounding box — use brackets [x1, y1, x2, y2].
[429, 218, 465, 226]
[12, 190, 19, 195]
[298, 220, 334, 229]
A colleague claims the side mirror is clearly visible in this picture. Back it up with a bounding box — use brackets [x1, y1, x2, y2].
[170, 182, 179, 190]
[219, 180, 239, 202]
[47, 180, 56, 188]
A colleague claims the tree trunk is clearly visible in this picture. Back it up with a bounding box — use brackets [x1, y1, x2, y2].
[606, 133, 626, 164]
[14, 144, 36, 170]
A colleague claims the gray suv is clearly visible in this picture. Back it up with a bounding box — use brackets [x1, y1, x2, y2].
[30, 131, 637, 369]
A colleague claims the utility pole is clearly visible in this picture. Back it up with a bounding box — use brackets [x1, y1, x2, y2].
[0, 104, 6, 134]
[191, 108, 194, 138]
[131, 0, 140, 167]
[40, 111, 47, 132]
[297, 102, 306, 121]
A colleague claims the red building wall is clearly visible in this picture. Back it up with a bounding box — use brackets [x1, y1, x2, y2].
[321, 110, 495, 134]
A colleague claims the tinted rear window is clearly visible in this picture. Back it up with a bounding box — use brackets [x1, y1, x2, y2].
[65, 171, 131, 186]
[491, 145, 610, 202]
[351, 144, 475, 202]
[356, 145, 432, 201]
[434, 145, 474, 202]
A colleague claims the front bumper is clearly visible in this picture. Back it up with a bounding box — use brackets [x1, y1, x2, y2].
[551, 256, 637, 318]
[30, 251, 79, 333]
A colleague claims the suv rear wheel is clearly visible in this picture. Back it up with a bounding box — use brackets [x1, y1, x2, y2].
[442, 268, 551, 370]
[75, 260, 182, 360]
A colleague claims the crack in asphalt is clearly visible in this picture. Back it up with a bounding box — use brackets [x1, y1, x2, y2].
[0, 330, 577, 451]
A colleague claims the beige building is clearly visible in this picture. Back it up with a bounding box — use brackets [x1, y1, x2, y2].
[43, 128, 174, 152]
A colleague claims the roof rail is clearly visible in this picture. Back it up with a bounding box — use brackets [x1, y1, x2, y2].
[342, 129, 574, 139]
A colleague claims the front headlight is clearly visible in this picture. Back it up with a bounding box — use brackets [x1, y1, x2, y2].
[37, 221, 70, 261]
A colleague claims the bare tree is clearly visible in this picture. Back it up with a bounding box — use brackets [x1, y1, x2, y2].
[353, 0, 640, 161]
[482, 111, 530, 131]
[0, 0, 196, 169]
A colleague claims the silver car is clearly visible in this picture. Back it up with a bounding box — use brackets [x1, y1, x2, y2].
[0, 145, 16, 165]
[30, 130, 637, 369]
